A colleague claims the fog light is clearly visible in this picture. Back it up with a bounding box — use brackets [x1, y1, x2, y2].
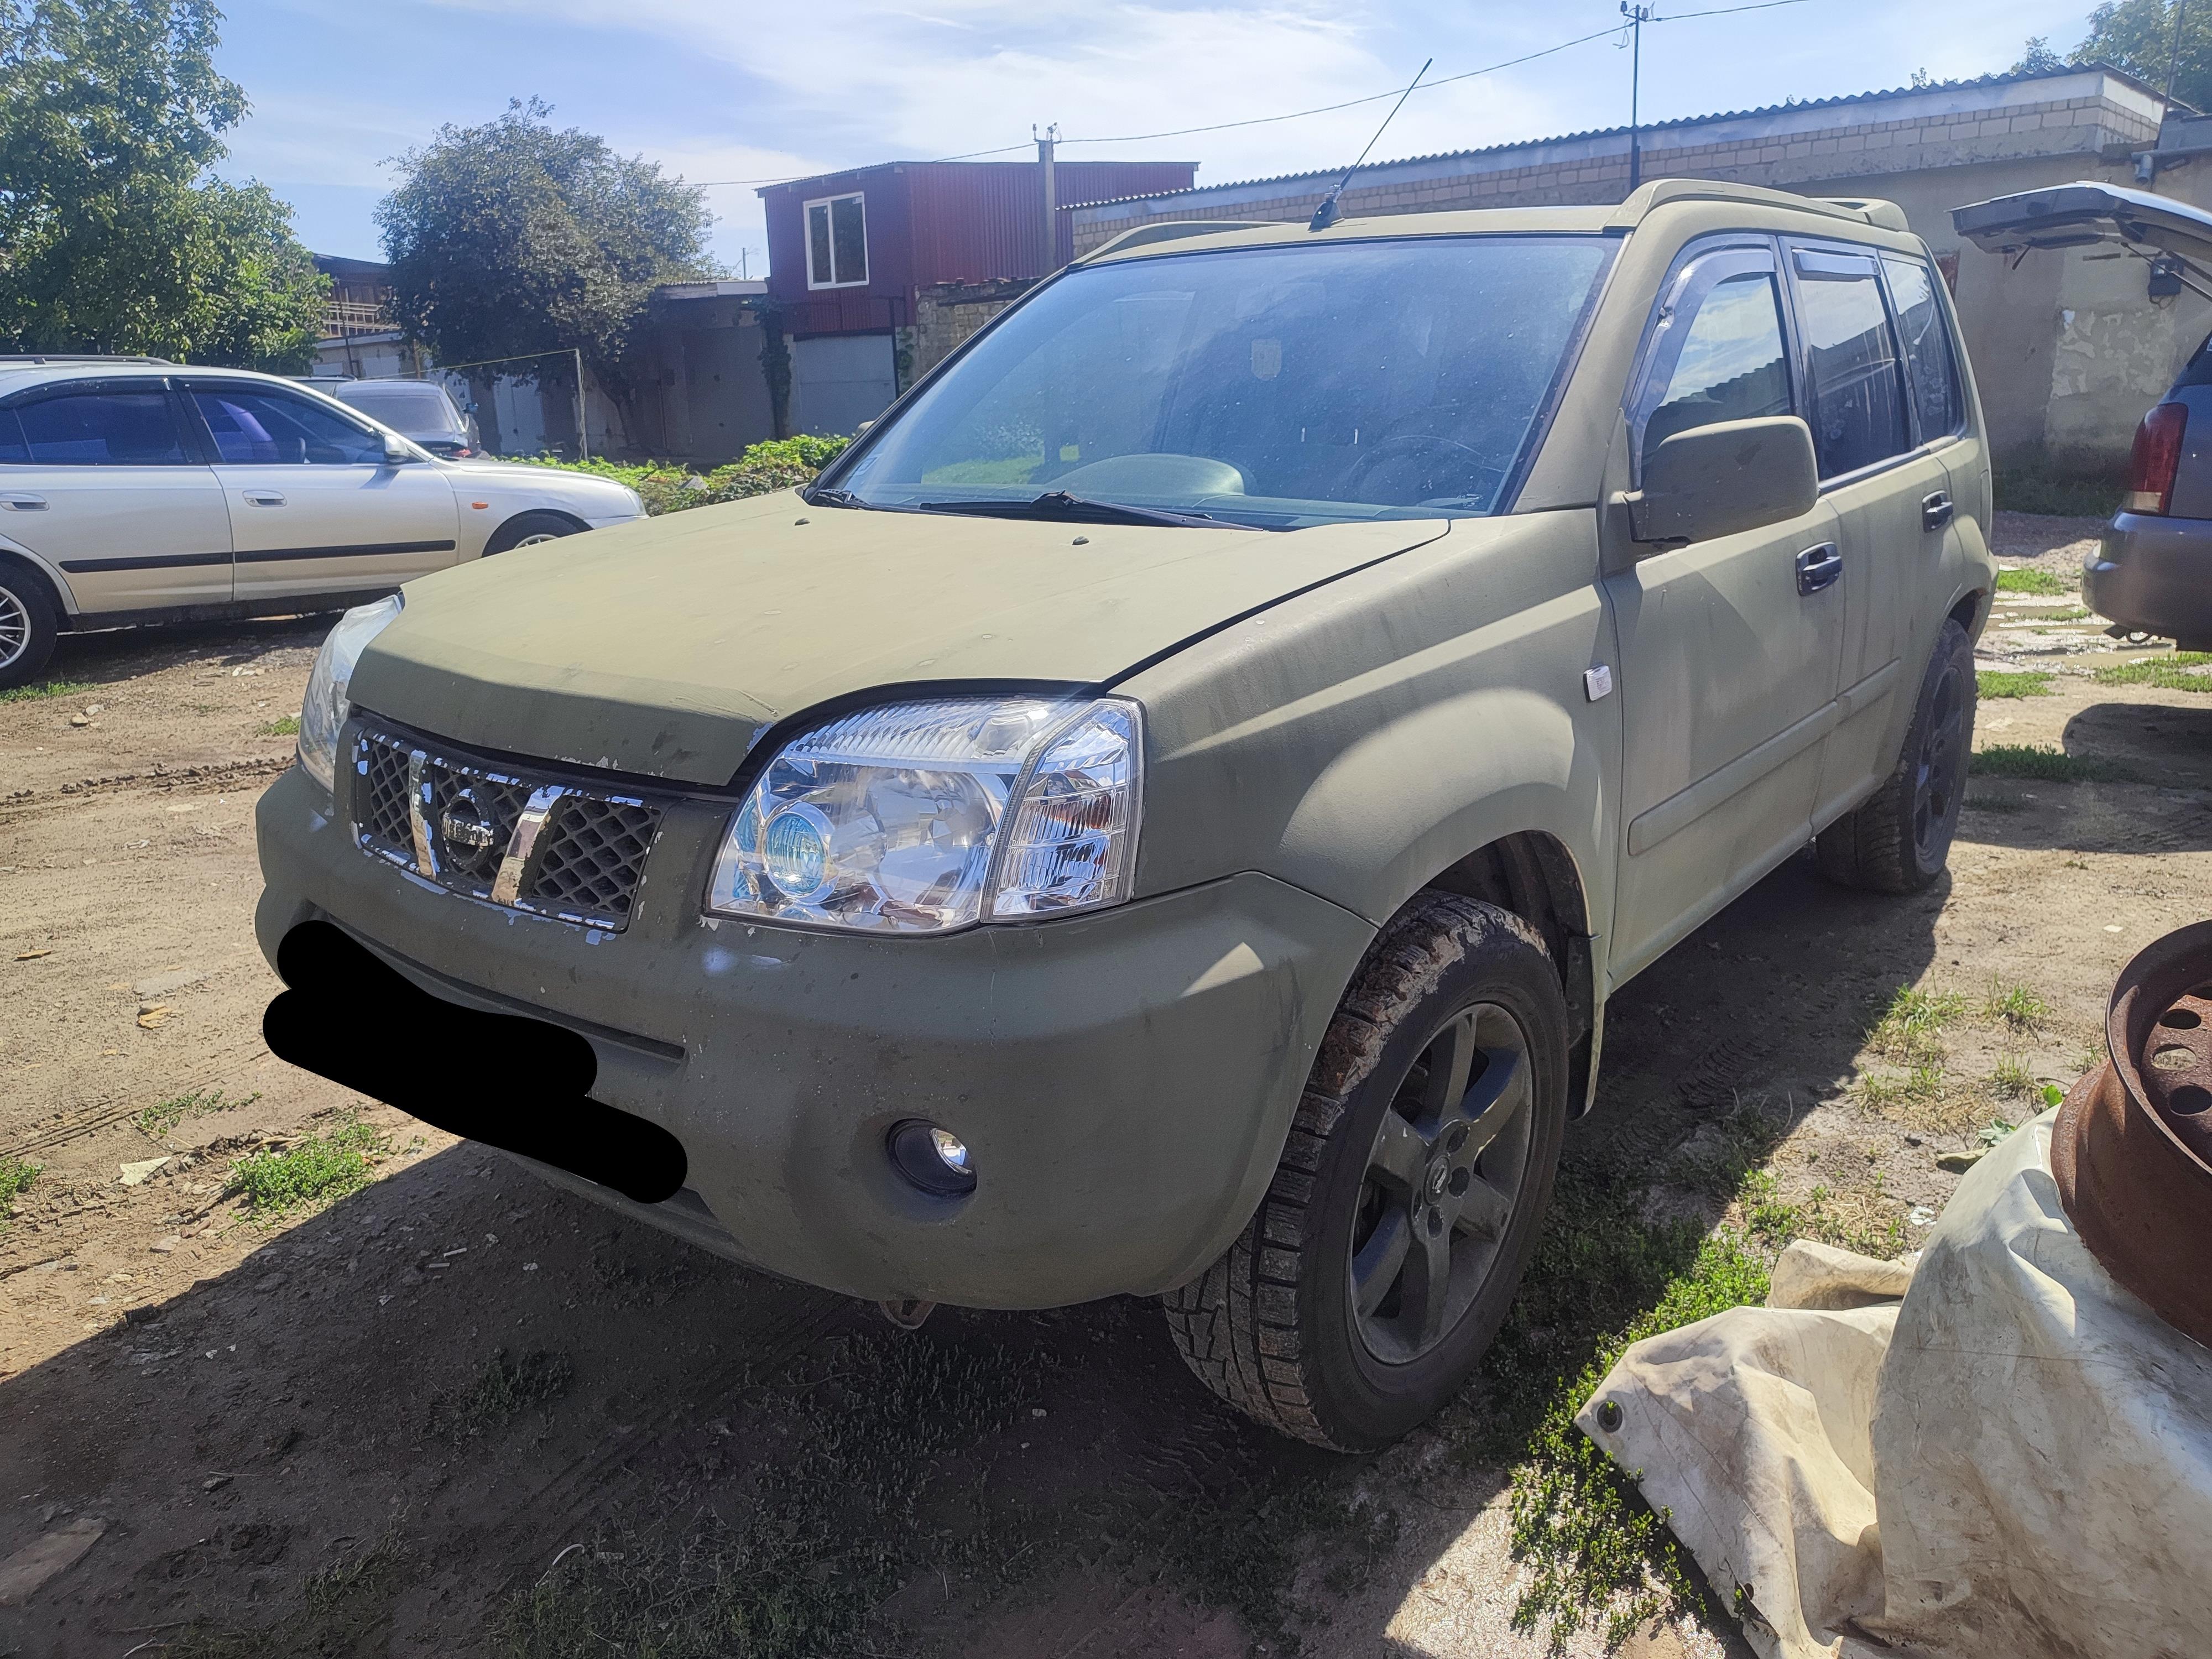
[888, 1119, 977, 1197]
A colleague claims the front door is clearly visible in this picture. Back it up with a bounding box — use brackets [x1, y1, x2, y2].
[185, 381, 458, 604]
[0, 379, 232, 614]
[1605, 243, 1846, 980]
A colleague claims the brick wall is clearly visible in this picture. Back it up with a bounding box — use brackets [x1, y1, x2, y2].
[909, 278, 1038, 380]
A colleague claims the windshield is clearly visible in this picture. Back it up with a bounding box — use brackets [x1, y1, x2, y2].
[336, 382, 465, 435]
[833, 234, 1614, 526]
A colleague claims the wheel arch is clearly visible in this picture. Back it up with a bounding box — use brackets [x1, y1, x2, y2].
[0, 544, 77, 621]
[482, 507, 591, 556]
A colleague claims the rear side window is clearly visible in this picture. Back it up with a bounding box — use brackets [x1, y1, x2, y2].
[192, 387, 387, 465]
[1793, 248, 1909, 478]
[337, 382, 464, 434]
[0, 410, 26, 464]
[12, 389, 191, 465]
[1642, 271, 1792, 466]
[1882, 256, 1964, 441]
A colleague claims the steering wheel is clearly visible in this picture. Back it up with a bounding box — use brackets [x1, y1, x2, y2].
[1342, 433, 1503, 505]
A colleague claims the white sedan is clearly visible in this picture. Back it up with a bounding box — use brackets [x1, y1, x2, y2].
[0, 359, 643, 687]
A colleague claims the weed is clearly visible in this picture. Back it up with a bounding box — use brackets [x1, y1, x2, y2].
[257, 713, 300, 737]
[228, 1113, 389, 1218]
[1982, 982, 2048, 1031]
[1869, 984, 1966, 1062]
[2042, 1082, 2068, 1108]
[1989, 1056, 2037, 1099]
[1969, 744, 2128, 783]
[443, 1350, 573, 1444]
[1991, 464, 2121, 518]
[2092, 651, 2212, 692]
[137, 1087, 259, 1138]
[1976, 669, 2054, 698]
[2039, 606, 2093, 622]
[0, 677, 93, 704]
[1995, 567, 2070, 596]
[1859, 1063, 1946, 1112]
[168, 1536, 407, 1658]
[1978, 1116, 2018, 1149]
[0, 1155, 39, 1227]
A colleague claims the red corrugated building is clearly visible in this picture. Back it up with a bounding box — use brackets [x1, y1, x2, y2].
[757, 155, 1197, 435]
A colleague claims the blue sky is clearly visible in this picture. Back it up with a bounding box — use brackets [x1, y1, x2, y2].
[214, 0, 2115, 269]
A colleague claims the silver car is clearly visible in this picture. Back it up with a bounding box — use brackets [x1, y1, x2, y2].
[325, 377, 484, 460]
[1955, 182, 2212, 650]
[0, 358, 642, 687]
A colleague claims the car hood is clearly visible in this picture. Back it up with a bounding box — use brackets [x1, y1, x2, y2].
[349, 491, 1449, 786]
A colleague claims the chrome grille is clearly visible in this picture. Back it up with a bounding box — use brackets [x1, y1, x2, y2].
[349, 727, 666, 931]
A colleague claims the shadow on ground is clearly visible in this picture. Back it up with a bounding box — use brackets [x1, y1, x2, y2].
[1, 852, 1936, 1659]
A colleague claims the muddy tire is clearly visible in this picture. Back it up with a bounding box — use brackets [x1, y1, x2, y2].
[483, 511, 581, 556]
[0, 562, 59, 691]
[1816, 617, 1974, 895]
[1163, 893, 1568, 1452]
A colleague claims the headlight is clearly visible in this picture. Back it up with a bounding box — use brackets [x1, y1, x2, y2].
[706, 695, 1142, 934]
[297, 595, 402, 794]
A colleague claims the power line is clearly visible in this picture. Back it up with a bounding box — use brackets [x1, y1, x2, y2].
[687, 0, 1814, 188]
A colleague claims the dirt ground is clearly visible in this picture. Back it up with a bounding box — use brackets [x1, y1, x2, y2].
[2, 512, 2206, 1659]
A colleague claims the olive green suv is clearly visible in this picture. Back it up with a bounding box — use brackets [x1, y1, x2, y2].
[255, 179, 1991, 1450]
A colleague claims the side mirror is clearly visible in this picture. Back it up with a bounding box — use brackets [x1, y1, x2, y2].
[1625, 416, 1818, 546]
[382, 431, 414, 465]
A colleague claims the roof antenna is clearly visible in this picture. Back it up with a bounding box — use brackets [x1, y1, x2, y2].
[1310, 58, 1433, 231]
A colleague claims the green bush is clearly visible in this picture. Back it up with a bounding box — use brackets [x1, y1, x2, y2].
[511, 435, 851, 517]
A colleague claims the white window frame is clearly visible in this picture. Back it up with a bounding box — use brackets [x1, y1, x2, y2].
[804, 192, 869, 290]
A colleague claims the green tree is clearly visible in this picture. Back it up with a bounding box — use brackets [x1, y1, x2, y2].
[0, 0, 327, 368]
[377, 100, 717, 443]
[2018, 1, 2212, 111]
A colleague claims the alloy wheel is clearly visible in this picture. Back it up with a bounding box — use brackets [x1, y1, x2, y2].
[1348, 999, 1536, 1365]
[0, 586, 29, 670]
[512, 531, 562, 548]
[1912, 658, 1966, 862]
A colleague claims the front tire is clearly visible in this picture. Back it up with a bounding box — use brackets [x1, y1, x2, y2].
[482, 511, 581, 556]
[1164, 894, 1569, 1451]
[0, 566, 59, 691]
[1816, 617, 1974, 894]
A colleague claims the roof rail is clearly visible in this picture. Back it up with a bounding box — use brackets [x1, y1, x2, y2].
[1605, 179, 1911, 231]
[1076, 220, 1274, 262]
[0, 353, 175, 366]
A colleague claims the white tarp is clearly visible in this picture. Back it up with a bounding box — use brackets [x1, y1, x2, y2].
[1576, 1110, 2212, 1659]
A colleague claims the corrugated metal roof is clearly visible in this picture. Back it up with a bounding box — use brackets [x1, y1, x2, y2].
[1060, 62, 2166, 211]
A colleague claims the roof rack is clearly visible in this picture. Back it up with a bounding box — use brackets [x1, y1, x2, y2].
[0, 353, 175, 366]
[1604, 179, 1910, 230]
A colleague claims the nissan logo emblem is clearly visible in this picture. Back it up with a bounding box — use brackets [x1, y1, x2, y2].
[440, 788, 497, 853]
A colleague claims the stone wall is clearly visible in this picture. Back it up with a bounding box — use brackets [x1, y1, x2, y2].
[910, 278, 1039, 382]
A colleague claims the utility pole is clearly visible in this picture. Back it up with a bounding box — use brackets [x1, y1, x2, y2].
[1622, 3, 1652, 194]
[1036, 123, 1060, 272]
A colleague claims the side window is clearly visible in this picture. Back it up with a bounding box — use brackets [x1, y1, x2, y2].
[13, 388, 191, 465]
[0, 410, 27, 465]
[1641, 270, 1792, 468]
[1793, 248, 1910, 478]
[191, 387, 387, 466]
[1882, 255, 1964, 442]
[805, 193, 868, 288]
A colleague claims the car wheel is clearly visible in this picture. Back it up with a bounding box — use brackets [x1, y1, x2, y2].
[0, 566, 59, 691]
[1164, 893, 1568, 1451]
[483, 511, 581, 556]
[1815, 617, 1974, 895]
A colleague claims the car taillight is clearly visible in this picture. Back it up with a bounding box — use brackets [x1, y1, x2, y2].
[2124, 402, 2188, 515]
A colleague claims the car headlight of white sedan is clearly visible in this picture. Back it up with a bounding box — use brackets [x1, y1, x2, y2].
[706, 695, 1142, 934]
[296, 595, 403, 794]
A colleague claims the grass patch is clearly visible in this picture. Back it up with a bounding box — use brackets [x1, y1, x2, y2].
[442, 1350, 573, 1444]
[169, 1536, 407, 1658]
[228, 1113, 389, 1219]
[1970, 744, 2128, 782]
[1977, 669, 2054, 698]
[2038, 606, 2093, 623]
[1990, 1056, 2037, 1100]
[1995, 567, 2072, 596]
[137, 1087, 258, 1139]
[1983, 981, 2048, 1031]
[2091, 651, 2212, 692]
[1992, 465, 2121, 518]
[1869, 984, 1967, 1063]
[257, 713, 300, 737]
[0, 1155, 40, 1227]
[498, 1328, 1046, 1659]
[1859, 1063, 1947, 1112]
[0, 677, 94, 704]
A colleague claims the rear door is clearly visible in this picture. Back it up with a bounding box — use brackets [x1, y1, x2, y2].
[1783, 242, 1955, 830]
[0, 379, 232, 614]
[184, 380, 458, 603]
[1605, 241, 1846, 979]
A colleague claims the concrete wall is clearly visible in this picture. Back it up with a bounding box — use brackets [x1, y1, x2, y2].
[1067, 69, 2210, 472]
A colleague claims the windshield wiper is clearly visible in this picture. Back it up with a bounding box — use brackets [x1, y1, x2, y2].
[802, 486, 877, 510]
[916, 491, 1234, 530]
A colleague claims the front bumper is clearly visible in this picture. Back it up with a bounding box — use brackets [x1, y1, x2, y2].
[254, 762, 1373, 1307]
[2087, 515, 2212, 649]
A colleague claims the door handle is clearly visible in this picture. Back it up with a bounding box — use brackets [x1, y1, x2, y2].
[0, 493, 47, 510]
[1921, 490, 1954, 532]
[242, 489, 287, 507]
[1796, 541, 1843, 595]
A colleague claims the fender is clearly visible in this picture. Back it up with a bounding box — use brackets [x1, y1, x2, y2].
[0, 531, 79, 615]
